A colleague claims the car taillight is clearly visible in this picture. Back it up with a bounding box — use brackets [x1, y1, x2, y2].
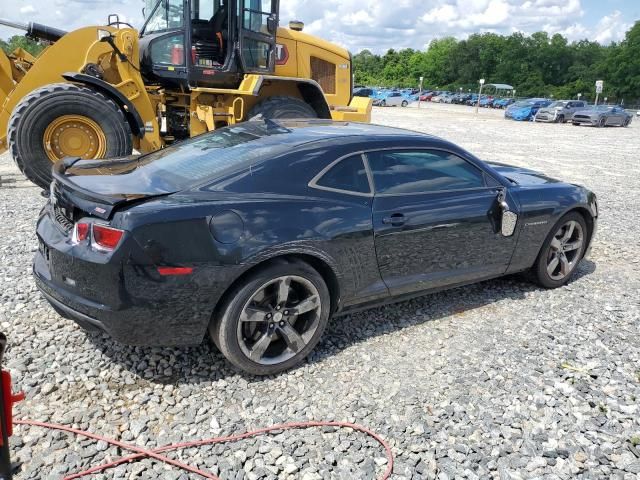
[72, 222, 90, 243]
[92, 224, 124, 251]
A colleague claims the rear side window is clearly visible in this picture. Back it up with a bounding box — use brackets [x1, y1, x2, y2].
[367, 150, 485, 194]
[312, 155, 371, 194]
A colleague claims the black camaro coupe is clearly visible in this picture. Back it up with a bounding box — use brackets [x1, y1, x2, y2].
[35, 120, 597, 375]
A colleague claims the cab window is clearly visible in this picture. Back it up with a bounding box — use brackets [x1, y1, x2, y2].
[143, 0, 184, 33]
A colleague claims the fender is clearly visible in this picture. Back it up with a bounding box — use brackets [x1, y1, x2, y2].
[62, 72, 145, 138]
[259, 75, 332, 119]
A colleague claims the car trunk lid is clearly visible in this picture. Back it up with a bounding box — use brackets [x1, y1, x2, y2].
[51, 156, 175, 226]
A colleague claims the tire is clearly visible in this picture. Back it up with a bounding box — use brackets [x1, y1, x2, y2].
[572, 122, 580, 126]
[380, 100, 386, 107]
[210, 258, 331, 375]
[8, 83, 133, 189]
[531, 212, 588, 289]
[401, 100, 408, 107]
[247, 96, 317, 120]
[598, 117, 606, 128]
[556, 115, 565, 123]
[623, 118, 631, 127]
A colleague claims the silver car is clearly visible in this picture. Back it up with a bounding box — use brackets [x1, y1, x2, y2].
[534, 100, 587, 123]
[572, 105, 633, 127]
[376, 92, 409, 107]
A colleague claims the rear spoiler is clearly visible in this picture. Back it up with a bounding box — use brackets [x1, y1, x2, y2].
[51, 159, 170, 220]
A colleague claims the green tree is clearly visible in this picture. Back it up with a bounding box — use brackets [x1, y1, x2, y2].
[0, 35, 45, 56]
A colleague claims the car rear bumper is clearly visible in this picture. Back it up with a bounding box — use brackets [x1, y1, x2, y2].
[34, 208, 243, 347]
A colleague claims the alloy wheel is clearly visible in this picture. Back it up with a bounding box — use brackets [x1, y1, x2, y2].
[546, 220, 584, 281]
[236, 275, 322, 365]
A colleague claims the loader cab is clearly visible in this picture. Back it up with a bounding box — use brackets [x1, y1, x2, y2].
[139, 0, 279, 89]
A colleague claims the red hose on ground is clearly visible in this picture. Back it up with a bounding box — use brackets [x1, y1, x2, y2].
[14, 419, 394, 479]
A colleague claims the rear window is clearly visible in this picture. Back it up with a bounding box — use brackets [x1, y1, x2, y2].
[66, 123, 298, 194]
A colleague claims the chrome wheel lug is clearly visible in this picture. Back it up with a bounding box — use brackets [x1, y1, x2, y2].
[279, 321, 285, 327]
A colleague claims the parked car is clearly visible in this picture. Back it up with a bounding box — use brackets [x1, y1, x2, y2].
[505, 99, 552, 121]
[374, 92, 409, 107]
[353, 87, 374, 98]
[534, 100, 587, 123]
[479, 96, 495, 107]
[35, 119, 598, 375]
[493, 98, 515, 109]
[572, 105, 633, 127]
[419, 92, 434, 101]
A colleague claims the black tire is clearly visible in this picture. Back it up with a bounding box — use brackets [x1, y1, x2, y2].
[401, 100, 408, 107]
[380, 100, 386, 107]
[210, 258, 331, 376]
[623, 117, 631, 127]
[8, 83, 133, 189]
[598, 117, 606, 128]
[247, 96, 317, 120]
[531, 212, 588, 289]
[556, 114, 565, 123]
[572, 122, 580, 126]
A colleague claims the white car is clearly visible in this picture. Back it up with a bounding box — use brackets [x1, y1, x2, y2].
[378, 92, 409, 107]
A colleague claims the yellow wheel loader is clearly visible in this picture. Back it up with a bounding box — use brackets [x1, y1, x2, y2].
[0, 0, 372, 189]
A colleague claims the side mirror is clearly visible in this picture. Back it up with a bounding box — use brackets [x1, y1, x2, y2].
[267, 16, 278, 34]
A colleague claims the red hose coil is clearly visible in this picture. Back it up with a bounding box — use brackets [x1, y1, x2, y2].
[15, 419, 394, 479]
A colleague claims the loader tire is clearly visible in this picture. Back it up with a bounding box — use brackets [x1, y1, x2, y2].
[247, 96, 317, 120]
[8, 83, 133, 189]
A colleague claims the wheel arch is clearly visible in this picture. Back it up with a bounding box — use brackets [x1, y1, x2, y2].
[257, 76, 332, 119]
[209, 252, 341, 334]
[61, 72, 145, 138]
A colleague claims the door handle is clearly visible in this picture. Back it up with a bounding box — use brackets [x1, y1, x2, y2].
[382, 213, 406, 226]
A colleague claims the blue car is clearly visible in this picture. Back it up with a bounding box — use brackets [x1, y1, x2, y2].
[505, 99, 552, 121]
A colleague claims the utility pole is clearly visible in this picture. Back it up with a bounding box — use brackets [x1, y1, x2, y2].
[475, 79, 485, 115]
[418, 76, 424, 109]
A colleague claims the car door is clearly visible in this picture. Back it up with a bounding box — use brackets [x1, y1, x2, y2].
[610, 107, 625, 125]
[367, 148, 519, 296]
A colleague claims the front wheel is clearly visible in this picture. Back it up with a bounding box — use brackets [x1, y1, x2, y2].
[401, 100, 408, 107]
[380, 100, 386, 107]
[598, 117, 606, 128]
[247, 96, 318, 120]
[556, 115, 565, 123]
[623, 118, 631, 127]
[211, 259, 331, 375]
[8, 83, 133, 189]
[532, 212, 588, 289]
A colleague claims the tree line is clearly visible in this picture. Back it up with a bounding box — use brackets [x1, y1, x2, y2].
[354, 21, 640, 105]
[2, 22, 639, 104]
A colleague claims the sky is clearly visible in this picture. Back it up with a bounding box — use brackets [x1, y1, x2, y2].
[0, 0, 638, 53]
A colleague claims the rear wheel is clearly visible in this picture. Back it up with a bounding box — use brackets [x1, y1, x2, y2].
[211, 259, 331, 375]
[8, 83, 132, 189]
[401, 100, 408, 107]
[532, 212, 587, 289]
[247, 96, 317, 120]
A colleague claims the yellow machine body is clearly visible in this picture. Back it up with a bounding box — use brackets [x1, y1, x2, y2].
[0, 25, 372, 157]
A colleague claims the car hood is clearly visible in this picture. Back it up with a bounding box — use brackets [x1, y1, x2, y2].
[487, 162, 560, 185]
[574, 109, 603, 116]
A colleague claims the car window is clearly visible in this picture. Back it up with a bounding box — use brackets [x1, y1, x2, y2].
[367, 150, 485, 195]
[313, 155, 371, 194]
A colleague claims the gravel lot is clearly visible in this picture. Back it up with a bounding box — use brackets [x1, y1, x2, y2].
[1, 102, 639, 479]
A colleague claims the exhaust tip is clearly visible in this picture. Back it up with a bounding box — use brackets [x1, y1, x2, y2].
[289, 20, 304, 31]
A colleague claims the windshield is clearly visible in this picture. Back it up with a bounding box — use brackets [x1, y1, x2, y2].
[513, 100, 534, 107]
[142, 0, 184, 34]
[549, 101, 568, 108]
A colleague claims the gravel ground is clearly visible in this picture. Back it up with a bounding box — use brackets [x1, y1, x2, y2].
[1, 102, 639, 479]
